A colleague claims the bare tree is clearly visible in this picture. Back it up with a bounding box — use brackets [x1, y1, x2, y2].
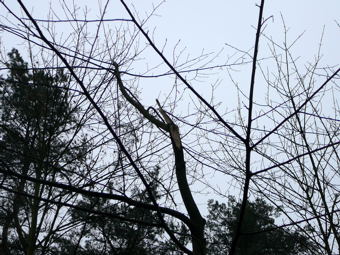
[0, 0, 339, 255]
[250, 23, 340, 253]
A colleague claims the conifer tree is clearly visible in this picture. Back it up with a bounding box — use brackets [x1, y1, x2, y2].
[0, 49, 87, 255]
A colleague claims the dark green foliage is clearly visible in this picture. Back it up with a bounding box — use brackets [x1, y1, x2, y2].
[50, 177, 187, 255]
[0, 49, 87, 255]
[0, 49, 79, 177]
[206, 196, 314, 255]
[72, 199, 161, 254]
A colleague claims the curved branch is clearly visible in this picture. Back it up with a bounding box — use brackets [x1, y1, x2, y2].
[112, 62, 168, 131]
[115, 63, 206, 254]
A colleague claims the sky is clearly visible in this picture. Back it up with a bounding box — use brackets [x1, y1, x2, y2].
[2, 1, 339, 67]
[134, 0, 339, 64]
[1, 1, 338, 81]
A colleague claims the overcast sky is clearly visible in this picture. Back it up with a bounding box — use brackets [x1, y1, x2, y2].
[137, 0, 339, 63]
[2, 1, 339, 65]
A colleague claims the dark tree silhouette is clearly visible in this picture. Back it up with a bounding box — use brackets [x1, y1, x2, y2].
[206, 197, 315, 255]
[46, 168, 190, 255]
[0, 49, 88, 255]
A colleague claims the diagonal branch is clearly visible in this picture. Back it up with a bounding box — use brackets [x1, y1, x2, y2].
[0, 158, 191, 226]
[0, 185, 164, 228]
[120, 0, 245, 144]
[253, 67, 339, 148]
[112, 62, 168, 131]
